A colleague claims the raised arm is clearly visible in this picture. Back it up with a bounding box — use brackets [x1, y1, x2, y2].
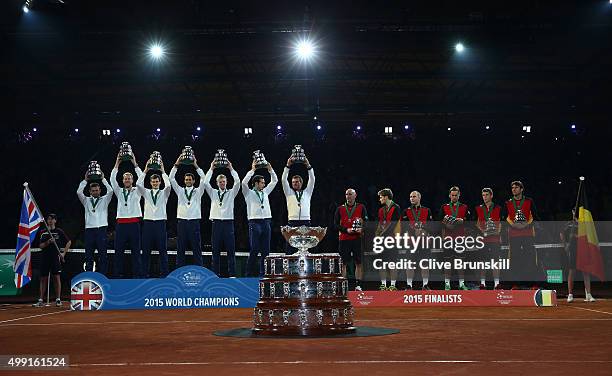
[110, 167, 121, 195]
[281, 165, 290, 195]
[203, 163, 214, 197]
[76, 180, 87, 204]
[195, 167, 206, 198]
[169, 166, 181, 195]
[264, 165, 278, 195]
[162, 172, 172, 198]
[305, 166, 315, 195]
[136, 168, 147, 195]
[242, 169, 254, 196]
[229, 163, 241, 198]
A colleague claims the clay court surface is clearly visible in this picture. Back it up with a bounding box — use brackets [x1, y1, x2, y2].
[1, 300, 611, 376]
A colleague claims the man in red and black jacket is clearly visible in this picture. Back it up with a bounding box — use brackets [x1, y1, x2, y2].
[474, 188, 505, 290]
[505, 180, 541, 287]
[376, 188, 401, 291]
[334, 188, 368, 291]
[438, 186, 470, 290]
[401, 190, 433, 290]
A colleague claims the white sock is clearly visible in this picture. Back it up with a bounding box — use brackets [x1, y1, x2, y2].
[494, 278, 500, 286]
[407, 278, 413, 286]
[381, 279, 387, 286]
[422, 277, 429, 285]
[459, 279, 465, 286]
[390, 280, 396, 287]
[480, 278, 486, 286]
[445, 278, 450, 285]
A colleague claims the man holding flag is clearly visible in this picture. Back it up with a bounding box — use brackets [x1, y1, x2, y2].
[32, 214, 71, 307]
[563, 177, 603, 302]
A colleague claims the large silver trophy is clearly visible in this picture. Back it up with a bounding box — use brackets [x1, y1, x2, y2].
[86, 161, 103, 182]
[119, 142, 133, 161]
[147, 151, 163, 171]
[281, 226, 327, 256]
[213, 149, 229, 168]
[253, 150, 269, 169]
[290, 145, 306, 163]
[179, 146, 195, 165]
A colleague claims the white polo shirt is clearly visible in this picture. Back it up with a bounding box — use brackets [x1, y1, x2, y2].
[110, 167, 144, 219]
[242, 169, 278, 220]
[76, 178, 113, 229]
[136, 173, 172, 221]
[203, 169, 241, 220]
[281, 166, 315, 221]
[169, 166, 206, 220]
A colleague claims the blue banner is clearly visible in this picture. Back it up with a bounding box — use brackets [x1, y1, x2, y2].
[70, 266, 260, 310]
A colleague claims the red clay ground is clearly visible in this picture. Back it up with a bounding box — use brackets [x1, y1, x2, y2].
[1, 300, 611, 376]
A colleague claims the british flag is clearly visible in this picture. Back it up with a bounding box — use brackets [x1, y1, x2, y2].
[14, 187, 44, 288]
[70, 280, 104, 310]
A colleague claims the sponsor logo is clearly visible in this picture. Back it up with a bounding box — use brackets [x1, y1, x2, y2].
[496, 291, 514, 305]
[180, 271, 203, 287]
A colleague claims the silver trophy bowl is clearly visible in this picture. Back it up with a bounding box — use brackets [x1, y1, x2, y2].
[86, 161, 103, 181]
[214, 149, 229, 168]
[253, 149, 269, 169]
[180, 146, 195, 165]
[147, 151, 163, 171]
[119, 142, 133, 161]
[281, 226, 327, 256]
[291, 145, 306, 163]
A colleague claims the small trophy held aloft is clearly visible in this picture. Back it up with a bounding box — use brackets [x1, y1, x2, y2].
[179, 146, 195, 165]
[290, 145, 306, 164]
[514, 209, 527, 223]
[119, 142, 133, 162]
[443, 215, 458, 225]
[351, 217, 363, 232]
[253, 150, 269, 169]
[147, 151, 163, 171]
[86, 161, 103, 182]
[213, 149, 229, 169]
[484, 219, 498, 237]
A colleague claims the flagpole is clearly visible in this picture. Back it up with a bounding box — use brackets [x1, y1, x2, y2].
[574, 176, 585, 214]
[22, 182, 63, 257]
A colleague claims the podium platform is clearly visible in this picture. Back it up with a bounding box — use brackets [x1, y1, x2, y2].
[348, 289, 557, 307]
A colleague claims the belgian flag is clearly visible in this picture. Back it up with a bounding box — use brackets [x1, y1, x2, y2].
[575, 178, 605, 281]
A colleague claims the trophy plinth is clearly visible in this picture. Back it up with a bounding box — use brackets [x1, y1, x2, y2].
[290, 145, 307, 164]
[252, 150, 269, 169]
[180, 146, 195, 165]
[119, 142, 133, 162]
[213, 149, 229, 169]
[147, 151, 163, 171]
[86, 161, 103, 182]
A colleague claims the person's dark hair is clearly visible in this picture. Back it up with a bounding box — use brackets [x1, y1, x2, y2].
[150, 174, 161, 181]
[184, 173, 195, 179]
[252, 175, 265, 185]
[291, 175, 303, 184]
[511, 180, 524, 189]
[89, 183, 100, 190]
[449, 186, 460, 193]
[378, 188, 393, 199]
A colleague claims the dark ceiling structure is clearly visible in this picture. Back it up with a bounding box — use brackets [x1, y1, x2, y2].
[3, 0, 612, 131]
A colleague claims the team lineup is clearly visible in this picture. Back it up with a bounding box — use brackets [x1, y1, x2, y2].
[34, 143, 569, 307]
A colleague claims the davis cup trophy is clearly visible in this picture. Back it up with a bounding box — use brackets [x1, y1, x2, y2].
[252, 225, 356, 336]
[351, 217, 363, 232]
[118, 142, 133, 162]
[147, 151, 163, 171]
[514, 209, 527, 223]
[290, 145, 307, 163]
[484, 218, 498, 237]
[252, 150, 269, 169]
[86, 161, 103, 182]
[179, 146, 195, 165]
[213, 149, 229, 168]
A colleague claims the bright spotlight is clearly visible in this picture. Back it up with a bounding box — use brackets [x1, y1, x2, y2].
[455, 43, 465, 53]
[156, 128, 161, 132]
[23, 5, 29, 13]
[149, 44, 165, 60]
[316, 125, 322, 130]
[196, 126, 201, 131]
[74, 128, 79, 133]
[571, 124, 576, 129]
[295, 39, 316, 61]
[32, 127, 37, 132]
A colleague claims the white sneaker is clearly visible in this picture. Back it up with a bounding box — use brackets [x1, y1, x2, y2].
[32, 299, 44, 307]
[567, 294, 574, 303]
[55, 298, 62, 307]
[355, 285, 362, 291]
[584, 294, 596, 302]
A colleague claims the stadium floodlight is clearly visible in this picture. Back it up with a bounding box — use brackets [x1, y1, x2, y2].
[455, 43, 465, 53]
[295, 39, 315, 60]
[522, 125, 532, 133]
[149, 44, 165, 60]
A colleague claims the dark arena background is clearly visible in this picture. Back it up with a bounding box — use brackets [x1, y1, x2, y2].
[2, 1, 612, 375]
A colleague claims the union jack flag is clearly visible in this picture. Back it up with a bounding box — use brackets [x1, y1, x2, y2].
[71, 280, 104, 310]
[14, 187, 44, 288]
